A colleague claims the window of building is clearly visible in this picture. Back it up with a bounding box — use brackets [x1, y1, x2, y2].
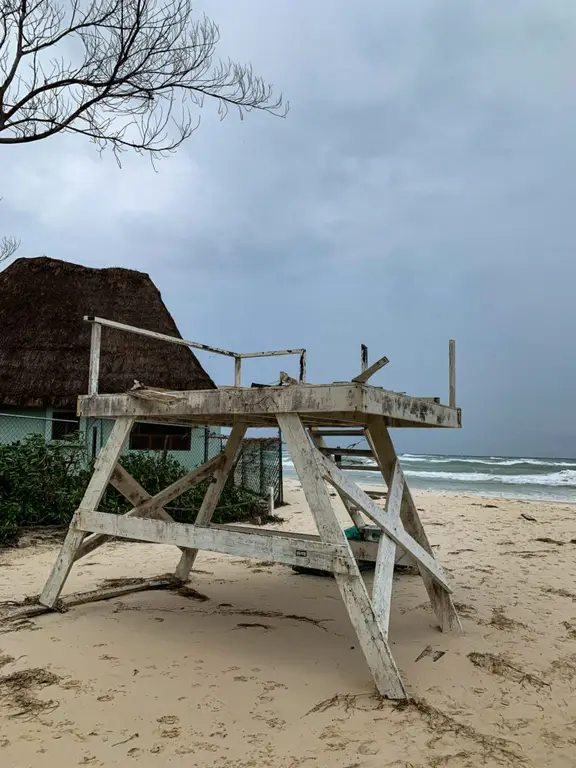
[129, 422, 191, 451]
[51, 411, 80, 441]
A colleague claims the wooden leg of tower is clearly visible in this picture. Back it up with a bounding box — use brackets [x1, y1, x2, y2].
[280, 414, 407, 700]
[365, 416, 462, 633]
[39, 417, 135, 609]
[174, 423, 247, 582]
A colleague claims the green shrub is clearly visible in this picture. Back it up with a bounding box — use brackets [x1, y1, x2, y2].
[0, 437, 267, 546]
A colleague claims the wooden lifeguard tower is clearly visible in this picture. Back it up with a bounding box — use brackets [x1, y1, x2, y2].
[39, 317, 462, 700]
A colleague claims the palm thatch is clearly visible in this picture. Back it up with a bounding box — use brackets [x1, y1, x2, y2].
[0, 257, 215, 408]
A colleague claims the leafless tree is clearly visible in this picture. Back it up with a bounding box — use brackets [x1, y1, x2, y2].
[0, 233, 19, 262]
[0, 0, 286, 160]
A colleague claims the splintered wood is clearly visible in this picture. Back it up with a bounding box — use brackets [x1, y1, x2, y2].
[40, 380, 461, 700]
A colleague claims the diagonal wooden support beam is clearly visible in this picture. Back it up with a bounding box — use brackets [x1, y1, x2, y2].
[309, 428, 366, 532]
[39, 417, 135, 608]
[365, 417, 462, 633]
[175, 424, 247, 582]
[74, 464, 184, 561]
[316, 452, 451, 593]
[352, 354, 389, 384]
[116, 452, 225, 521]
[372, 460, 404, 637]
[280, 414, 407, 700]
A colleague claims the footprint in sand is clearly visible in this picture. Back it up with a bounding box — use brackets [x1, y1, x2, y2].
[209, 723, 228, 739]
[357, 741, 380, 755]
[160, 728, 180, 739]
[97, 694, 114, 703]
[263, 681, 288, 692]
[157, 715, 179, 725]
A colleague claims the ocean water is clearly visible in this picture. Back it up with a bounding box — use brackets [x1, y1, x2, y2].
[282, 449, 576, 503]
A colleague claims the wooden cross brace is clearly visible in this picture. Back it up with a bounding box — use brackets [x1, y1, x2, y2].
[38, 420, 247, 609]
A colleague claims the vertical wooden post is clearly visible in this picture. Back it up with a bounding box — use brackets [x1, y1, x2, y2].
[299, 351, 306, 383]
[39, 416, 135, 608]
[372, 461, 403, 637]
[449, 339, 456, 408]
[280, 414, 406, 699]
[234, 357, 242, 387]
[361, 344, 368, 372]
[88, 322, 102, 395]
[174, 423, 247, 582]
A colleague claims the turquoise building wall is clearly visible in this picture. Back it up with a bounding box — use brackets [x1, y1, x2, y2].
[0, 406, 220, 469]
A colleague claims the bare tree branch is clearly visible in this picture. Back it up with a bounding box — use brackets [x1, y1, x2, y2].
[0, 196, 20, 263]
[0, 0, 287, 160]
[0, 234, 19, 262]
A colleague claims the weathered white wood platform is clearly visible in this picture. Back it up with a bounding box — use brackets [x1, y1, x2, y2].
[77, 382, 461, 429]
[39, 319, 462, 700]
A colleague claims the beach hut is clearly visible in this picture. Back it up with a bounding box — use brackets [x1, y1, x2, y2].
[0, 256, 215, 461]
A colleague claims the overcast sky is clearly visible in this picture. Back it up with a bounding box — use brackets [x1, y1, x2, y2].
[1, 1, 575, 458]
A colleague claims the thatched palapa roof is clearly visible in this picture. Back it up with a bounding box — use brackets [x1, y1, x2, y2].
[0, 257, 215, 408]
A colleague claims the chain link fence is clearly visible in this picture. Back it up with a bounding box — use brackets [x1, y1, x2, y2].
[0, 411, 283, 506]
[233, 436, 284, 506]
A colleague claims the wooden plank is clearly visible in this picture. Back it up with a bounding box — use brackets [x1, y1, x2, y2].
[361, 389, 460, 428]
[372, 534, 396, 637]
[85, 315, 237, 357]
[299, 350, 307, 383]
[39, 417, 135, 608]
[317, 452, 452, 593]
[74, 464, 183, 561]
[336, 464, 382, 472]
[74, 512, 352, 574]
[385, 461, 405, 519]
[315, 429, 366, 437]
[174, 424, 247, 581]
[210, 524, 384, 563]
[352, 354, 389, 384]
[361, 344, 369, 372]
[372, 461, 404, 636]
[88, 322, 101, 395]
[279, 414, 407, 700]
[78, 384, 461, 429]
[3, 578, 178, 623]
[319, 447, 374, 458]
[449, 339, 456, 408]
[365, 417, 461, 632]
[234, 357, 242, 387]
[114, 453, 225, 523]
[238, 348, 305, 359]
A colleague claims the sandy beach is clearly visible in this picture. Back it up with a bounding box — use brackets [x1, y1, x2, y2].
[1, 479, 575, 767]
